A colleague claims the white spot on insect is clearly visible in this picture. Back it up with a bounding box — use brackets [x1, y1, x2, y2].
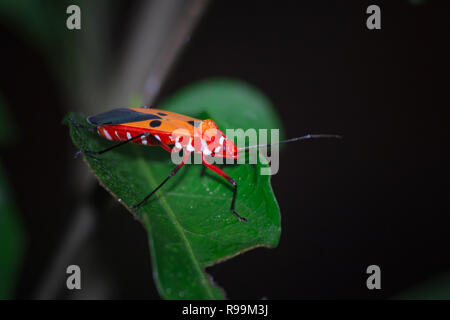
[103, 129, 112, 140]
[186, 143, 195, 152]
[141, 136, 148, 145]
[175, 136, 182, 148]
[154, 134, 161, 141]
[118, 198, 122, 202]
[203, 148, 212, 156]
[126, 132, 132, 140]
[115, 131, 120, 139]
[201, 139, 212, 155]
[219, 136, 225, 145]
[214, 146, 221, 153]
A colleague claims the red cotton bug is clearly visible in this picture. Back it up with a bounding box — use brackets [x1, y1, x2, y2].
[71, 106, 341, 222]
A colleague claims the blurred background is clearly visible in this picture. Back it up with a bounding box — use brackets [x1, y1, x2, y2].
[0, 0, 449, 299]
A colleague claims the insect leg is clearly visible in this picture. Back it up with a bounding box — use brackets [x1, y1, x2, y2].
[75, 129, 173, 158]
[131, 152, 191, 210]
[74, 133, 150, 158]
[200, 164, 206, 177]
[202, 158, 247, 222]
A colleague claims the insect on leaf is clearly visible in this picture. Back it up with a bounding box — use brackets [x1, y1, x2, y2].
[65, 78, 283, 299]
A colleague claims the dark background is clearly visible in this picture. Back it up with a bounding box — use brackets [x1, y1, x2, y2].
[1, 0, 449, 299]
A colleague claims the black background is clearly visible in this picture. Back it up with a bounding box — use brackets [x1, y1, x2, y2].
[1, 0, 449, 299]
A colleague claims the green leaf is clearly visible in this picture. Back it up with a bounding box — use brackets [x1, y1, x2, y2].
[65, 78, 282, 299]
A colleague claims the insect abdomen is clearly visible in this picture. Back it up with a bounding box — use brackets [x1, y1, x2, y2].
[97, 125, 170, 146]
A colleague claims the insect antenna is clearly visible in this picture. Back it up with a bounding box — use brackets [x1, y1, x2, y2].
[237, 134, 342, 153]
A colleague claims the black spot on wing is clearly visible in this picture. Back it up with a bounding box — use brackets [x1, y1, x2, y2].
[187, 120, 201, 127]
[157, 112, 168, 116]
[87, 108, 162, 125]
[149, 120, 162, 128]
